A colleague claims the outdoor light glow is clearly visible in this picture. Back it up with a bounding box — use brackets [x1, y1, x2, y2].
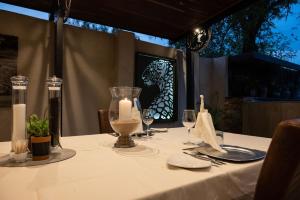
[0, 2, 49, 20]
[194, 28, 200, 33]
[194, 28, 203, 43]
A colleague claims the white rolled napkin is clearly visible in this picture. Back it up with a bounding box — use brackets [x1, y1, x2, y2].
[194, 95, 226, 153]
[131, 99, 143, 134]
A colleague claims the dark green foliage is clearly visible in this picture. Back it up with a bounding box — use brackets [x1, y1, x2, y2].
[199, 0, 298, 60]
[66, 18, 111, 32]
[65, 19, 139, 39]
[170, 0, 298, 61]
[27, 114, 49, 137]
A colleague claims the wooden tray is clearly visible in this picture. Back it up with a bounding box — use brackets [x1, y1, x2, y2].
[0, 148, 76, 167]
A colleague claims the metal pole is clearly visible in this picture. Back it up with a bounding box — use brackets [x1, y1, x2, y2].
[51, 4, 65, 136]
[186, 48, 194, 109]
[54, 15, 64, 78]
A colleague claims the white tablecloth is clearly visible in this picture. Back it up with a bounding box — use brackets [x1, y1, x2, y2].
[0, 128, 271, 200]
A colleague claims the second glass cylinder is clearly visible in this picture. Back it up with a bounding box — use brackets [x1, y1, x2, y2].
[47, 76, 62, 148]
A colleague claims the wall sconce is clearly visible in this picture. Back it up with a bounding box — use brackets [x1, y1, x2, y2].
[186, 26, 211, 51]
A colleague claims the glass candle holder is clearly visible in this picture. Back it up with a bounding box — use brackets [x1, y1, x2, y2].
[10, 75, 28, 153]
[109, 87, 142, 148]
[46, 76, 62, 148]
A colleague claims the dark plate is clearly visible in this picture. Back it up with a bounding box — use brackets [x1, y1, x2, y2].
[195, 144, 266, 163]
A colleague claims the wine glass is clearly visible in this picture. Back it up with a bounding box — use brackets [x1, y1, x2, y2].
[142, 109, 154, 137]
[182, 109, 196, 145]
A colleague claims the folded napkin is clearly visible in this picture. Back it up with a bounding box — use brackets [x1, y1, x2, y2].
[194, 95, 226, 153]
[131, 99, 143, 134]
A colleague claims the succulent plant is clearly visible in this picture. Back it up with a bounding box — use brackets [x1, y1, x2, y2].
[26, 114, 49, 137]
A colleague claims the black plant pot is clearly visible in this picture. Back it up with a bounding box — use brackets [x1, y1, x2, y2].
[31, 135, 51, 161]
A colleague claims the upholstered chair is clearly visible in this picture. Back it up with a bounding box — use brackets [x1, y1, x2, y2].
[97, 109, 114, 134]
[254, 119, 300, 200]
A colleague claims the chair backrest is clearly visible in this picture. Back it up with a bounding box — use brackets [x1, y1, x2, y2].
[254, 119, 300, 200]
[97, 109, 114, 133]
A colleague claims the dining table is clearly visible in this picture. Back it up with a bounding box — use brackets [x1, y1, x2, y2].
[0, 127, 271, 200]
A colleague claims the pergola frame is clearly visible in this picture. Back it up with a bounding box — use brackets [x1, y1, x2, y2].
[2, 0, 257, 111]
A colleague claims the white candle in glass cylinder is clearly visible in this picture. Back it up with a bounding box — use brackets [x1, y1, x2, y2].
[119, 98, 132, 120]
[12, 104, 26, 141]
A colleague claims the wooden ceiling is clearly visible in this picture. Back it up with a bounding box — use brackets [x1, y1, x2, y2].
[2, 0, 255, 40]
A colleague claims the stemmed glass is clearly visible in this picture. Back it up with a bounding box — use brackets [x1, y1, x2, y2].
[142, 109, 154, 137]
[182, 109, 196, 145]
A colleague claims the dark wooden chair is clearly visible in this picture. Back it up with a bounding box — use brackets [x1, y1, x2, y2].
[97, 109, 114, 134]
[254, 118, 300, 200]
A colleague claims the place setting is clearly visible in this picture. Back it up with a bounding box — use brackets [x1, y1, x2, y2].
[167, 95, 267, 169]
[167, 153, 213, 169]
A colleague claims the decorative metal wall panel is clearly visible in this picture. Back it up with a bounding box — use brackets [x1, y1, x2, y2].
[135, 52, 177, 122]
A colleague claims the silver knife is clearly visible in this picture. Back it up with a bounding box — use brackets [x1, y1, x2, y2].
[183, 152, 224, 165]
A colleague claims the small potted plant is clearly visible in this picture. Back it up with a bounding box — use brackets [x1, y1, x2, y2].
[27, 114, 51, 161]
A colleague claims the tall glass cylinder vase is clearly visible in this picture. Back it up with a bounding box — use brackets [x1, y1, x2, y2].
[47, 76, 62, 148]
[11, 75, 28, 152]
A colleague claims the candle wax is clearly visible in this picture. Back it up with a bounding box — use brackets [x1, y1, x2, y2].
[12, 104, 26, 148]
[119, 98, 132, 120]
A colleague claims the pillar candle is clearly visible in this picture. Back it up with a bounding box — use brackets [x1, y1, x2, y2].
[119, 98, 132, 120]
[12, 104, 26, 140]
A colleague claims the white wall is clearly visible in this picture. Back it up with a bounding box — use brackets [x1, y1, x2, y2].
[194, 54, 228, 109]
[63, 23, 116, 135]
[0, 11, 53, 141]
[0, 11, 184, 140]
